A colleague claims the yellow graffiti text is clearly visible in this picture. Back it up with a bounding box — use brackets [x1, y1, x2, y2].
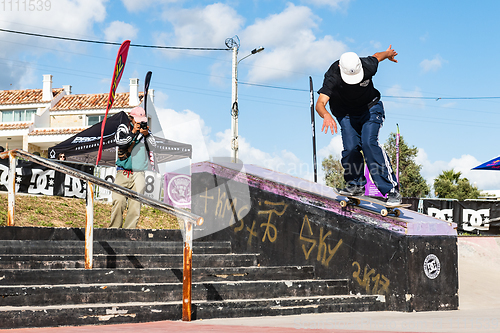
[352, 261, 390, 294]
[258, 201, 288, 243]
[299, 214, 343, 267]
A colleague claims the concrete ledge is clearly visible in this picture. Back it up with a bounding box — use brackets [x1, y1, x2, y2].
[191, 161, 458, 312]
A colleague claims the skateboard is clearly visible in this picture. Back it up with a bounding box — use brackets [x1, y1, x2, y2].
[335, 189, 412, 217]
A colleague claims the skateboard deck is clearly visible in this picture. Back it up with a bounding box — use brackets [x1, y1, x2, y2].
[335, 189, 412, 217]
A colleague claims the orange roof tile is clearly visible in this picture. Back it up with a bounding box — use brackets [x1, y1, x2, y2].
[0, 122, 32, 130]
[52, 92, 144, 111]
[0, 89, 64, 105]
[29, 127, 88, 136]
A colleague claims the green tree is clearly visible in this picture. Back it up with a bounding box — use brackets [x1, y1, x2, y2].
[384, 133, 430, 198]
[433, 169, 481, 200]
[322, 154, 345, 189]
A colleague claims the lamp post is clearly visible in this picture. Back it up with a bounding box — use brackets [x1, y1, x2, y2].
[227, 36, 264, 163]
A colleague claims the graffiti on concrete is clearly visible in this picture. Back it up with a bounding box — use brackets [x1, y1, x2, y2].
[352, 261, 390, 294]
[300, 214, 343, 267]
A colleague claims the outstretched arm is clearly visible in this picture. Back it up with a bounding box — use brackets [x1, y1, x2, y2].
[315, 93, 337, 135]
[373, 45, 398, 63]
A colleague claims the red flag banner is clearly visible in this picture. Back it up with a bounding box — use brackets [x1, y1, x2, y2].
[96, 40, 131, 165]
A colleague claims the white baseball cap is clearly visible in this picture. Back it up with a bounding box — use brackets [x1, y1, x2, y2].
[339, 52, 363, 85]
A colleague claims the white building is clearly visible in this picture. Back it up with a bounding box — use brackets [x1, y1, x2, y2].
[0, 75, 161, 155]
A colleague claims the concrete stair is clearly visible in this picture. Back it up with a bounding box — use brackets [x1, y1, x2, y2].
[0, 227, 385, 328]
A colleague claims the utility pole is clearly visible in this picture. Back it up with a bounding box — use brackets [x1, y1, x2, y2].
[231, 44, 239, 163]
[226, 36, 264, 163]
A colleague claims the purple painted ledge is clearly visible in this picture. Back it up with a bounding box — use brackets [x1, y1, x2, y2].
[192, 161, 457, 236]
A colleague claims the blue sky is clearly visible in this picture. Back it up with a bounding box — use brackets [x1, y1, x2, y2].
[2, 0, 500, 192]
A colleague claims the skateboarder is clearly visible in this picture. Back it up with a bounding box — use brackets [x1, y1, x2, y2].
[315, 45, 402, 205]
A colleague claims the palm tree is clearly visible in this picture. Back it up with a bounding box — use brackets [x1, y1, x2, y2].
[433, 169, 480, 200]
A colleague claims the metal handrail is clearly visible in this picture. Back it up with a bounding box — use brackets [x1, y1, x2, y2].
[1, 149, 202, 321]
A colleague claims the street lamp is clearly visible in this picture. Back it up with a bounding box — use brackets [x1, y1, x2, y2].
[226, 36, 264, 163]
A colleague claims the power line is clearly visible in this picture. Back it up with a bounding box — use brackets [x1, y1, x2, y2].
[239, 81, 308, 92]
[241, 81, 500, 100]
[3, 28, 500, 101]
[384, 95, 500, 101]
[0, 28, 230, 51]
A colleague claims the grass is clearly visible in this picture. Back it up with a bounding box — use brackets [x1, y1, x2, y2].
[0, 193, 181, 229]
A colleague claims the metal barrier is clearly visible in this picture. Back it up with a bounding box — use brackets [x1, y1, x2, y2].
[1, 149, 203, 321]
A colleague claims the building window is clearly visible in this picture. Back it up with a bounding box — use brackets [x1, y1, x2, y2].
[2, 109, 36, 122]
[87, 115, 105, 126]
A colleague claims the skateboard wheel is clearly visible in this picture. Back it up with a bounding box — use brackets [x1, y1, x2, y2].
[340, 200, 347, 208]
[353, 198, 361, 205]
[394, 209, 401, 217]
[381, 209, 388, 217]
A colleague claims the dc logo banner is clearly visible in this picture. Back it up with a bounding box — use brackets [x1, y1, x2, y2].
[28, 169, 55, 196]
[462, 208, 490, 232]
[423, 254, 441, 280]
[0, 159, 94, 199]
[422, 199, 500, 233]
[164, 173, 191, 209]
[0, 163, 9, 191]
[95, 167, 116, 201]
[427, 207, 454, 222]
[64, 176, 87, 199]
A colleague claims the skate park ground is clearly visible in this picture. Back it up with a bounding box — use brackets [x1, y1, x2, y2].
[4, 236, 499, 333]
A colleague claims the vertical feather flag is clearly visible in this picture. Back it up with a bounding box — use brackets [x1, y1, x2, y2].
[143, 71, 156, 171]
[143, 71, 152, 116]
[309, 76, 317, 183]
[96, 40, 131, 165]
[396, 123, 400, 183]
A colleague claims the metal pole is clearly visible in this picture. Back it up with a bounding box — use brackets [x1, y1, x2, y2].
[231, 46, 239, 163]
[7, 152, 16, 226]
[182, 219, 193, 321]
[84, 181, 94, 269]
[396, 124, 400, 183]
[309, 76, 317, 183]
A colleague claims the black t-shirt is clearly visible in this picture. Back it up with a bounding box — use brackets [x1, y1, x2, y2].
[318, 56, 380, 118]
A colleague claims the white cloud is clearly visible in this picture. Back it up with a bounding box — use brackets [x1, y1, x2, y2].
[156, 107, 211, 163]
[156, 106, 315, 180]
[0, 0, 106, 39]
[152, 90, 169, 107]
[370, 40, 382, 50]
[156, 3, 346, 81]
[104, 21, 138, 42]
[420, 32, 429, 42]
[318, 136, 343, 160]
[0, 61, 35, 89]
[440, 101, 457, 109]
[420, 54, 446, 72]
[385, 85, 423, 99]
[159, 3, 244, 49]
[415, 148, 445, 184]
[314, 136, 343, 184]
[0, 0, 107, 88]
[416, 148, 500, 192]
[241, 3, 347, 81]
[121, 0, 179, 12]
[207, 129, 312, 179]
[383, 85, 425, 109]
[303, 0, 352, 10]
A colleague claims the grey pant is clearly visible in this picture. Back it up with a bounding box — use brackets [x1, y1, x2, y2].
[110, 170, 145, 229]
